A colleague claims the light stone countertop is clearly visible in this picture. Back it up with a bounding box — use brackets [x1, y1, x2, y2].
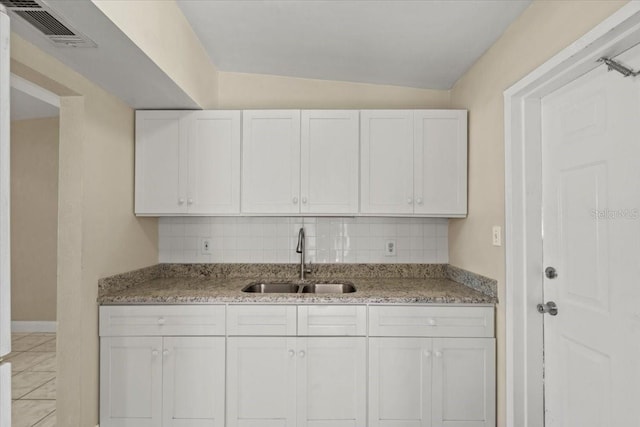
[98, 273, 497, 305]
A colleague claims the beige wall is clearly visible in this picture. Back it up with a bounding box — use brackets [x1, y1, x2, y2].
[448, 1, 628, 425]
[219, 71, 450, 109]
[10, 117, 59, 322]
[10, 34, 159, 426]
[92, 0, 219, 108]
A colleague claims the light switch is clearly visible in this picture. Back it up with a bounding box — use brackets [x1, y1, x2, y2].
[492, 226, 502, 247]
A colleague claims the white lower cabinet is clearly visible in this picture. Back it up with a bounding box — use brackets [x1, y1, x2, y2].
[227, 336, 366, 427]
[100, 337, 224, 427]
[100, 337, 163, 427]
[298, 337, 366, 427]
[162, 337, 226, 427]
[100, 304, 494, 427]
[369, 337, 495, 427]
[227, 337, 297, 427]
[100, 336, 225, 427]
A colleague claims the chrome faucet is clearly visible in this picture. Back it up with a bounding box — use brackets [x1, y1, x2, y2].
[296, 227, 312, 280]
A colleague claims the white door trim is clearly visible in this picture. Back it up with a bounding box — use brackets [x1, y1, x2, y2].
[504, 3, 640, 427]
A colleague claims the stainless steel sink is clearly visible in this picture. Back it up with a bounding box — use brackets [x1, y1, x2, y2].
[241, 282, 356, 294]
[242, 283, 301, 293]
[301, 283, 356, 294]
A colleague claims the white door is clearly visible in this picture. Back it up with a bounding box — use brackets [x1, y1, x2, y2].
[187, 111, 241, 214]
[431, 338, 495, 427]
[241, 110, 301, 214]
[227, 337, 297, 427]
[0, 363, 9, 427]
[300, 110, 359, 214]
[369, 337, 432, 427]
[0, 4, 10, 363]
[135, 111, 189, 214]
[297, 337, 366, 427]
[162, 337, 225, 427]
[413, 110, 467, 216]
[100, 337, 163, 427]
[361, 110, 415, 214]
[542, 46, 640, 426]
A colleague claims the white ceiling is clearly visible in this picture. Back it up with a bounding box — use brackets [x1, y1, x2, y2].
[11, 87, 59, 121]
[7, 0, 532, 111]
[8, 0, 199, 109]
[178, 0, 532, 89]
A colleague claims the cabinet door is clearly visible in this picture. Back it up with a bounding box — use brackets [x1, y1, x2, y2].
[187, 111, 241, 214]
[431, 338, 495, 427]
[100, 337, 163, 427]
[227, 337, 297, 427]
[297, 337, 366, 427]
[135, 111, 189, 214]
[242, 110, 301, 213]
[162, 337, 225, 427]
[413, 111, 467, 216]
[301, 110, 359, 214]
[369, 337, 432, 427]
[361, 110, 414, 214]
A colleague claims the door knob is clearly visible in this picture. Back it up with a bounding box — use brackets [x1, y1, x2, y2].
[545, 267, 558, 279]
[537, 301, 558, 316]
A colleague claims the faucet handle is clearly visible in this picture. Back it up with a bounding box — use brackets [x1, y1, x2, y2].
[296, 227, 304, 253]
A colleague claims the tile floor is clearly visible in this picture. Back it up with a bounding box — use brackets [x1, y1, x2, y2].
[5, 332, 56, 427]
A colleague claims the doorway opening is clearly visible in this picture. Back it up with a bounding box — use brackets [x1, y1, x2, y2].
[7, 73, 59, 426]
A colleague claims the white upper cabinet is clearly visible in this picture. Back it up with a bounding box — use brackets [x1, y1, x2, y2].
[414, 110, 467, 216]
[361, 110, 415, 214]
[188, 111, 241, 214]
[136, 109, 467, 217]
[135, 111, 189, 215]
[361, 110, 468, 217]
[301, 110, 359, 214]
[242, 110, 359, 215]
[135, 110, 241, 215]
[242, 110, 301, 213]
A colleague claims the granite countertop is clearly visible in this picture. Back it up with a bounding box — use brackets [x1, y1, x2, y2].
[98, 264, 497, 305]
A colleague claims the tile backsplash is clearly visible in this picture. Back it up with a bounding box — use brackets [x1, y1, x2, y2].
[158, 217, 448, 264]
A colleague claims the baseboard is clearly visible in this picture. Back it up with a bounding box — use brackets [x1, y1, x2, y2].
[11, 321, 57, 333]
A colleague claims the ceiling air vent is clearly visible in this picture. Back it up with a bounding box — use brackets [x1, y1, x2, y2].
[0, 0, 96, 47]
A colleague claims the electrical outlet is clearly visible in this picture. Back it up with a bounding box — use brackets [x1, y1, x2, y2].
[385, 240, 397, 256]
[492, 226, 502, 246]
[200, 237, 213, 255]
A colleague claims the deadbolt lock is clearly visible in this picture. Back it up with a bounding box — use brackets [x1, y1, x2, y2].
[545, 266, 558, 279]
[537, 301, 558, 316]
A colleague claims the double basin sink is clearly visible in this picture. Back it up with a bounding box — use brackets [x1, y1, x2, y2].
[242, 282, 356, 294]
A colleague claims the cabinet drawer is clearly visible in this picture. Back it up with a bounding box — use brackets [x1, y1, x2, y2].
[99, 305, 226, 337]
[227, 305, 297, 335]
[298, 305, 366, 336]
[369, 306, 494, 338]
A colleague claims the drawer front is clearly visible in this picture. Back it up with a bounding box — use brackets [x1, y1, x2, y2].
[99, 305, 226, 337]
[227, 305, 297, 336]
[298, 305, 367, 336]
[369, 306, 494, 338]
